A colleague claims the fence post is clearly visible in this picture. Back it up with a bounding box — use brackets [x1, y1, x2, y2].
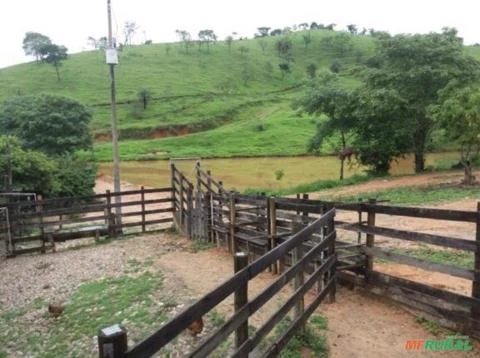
[473, 202, 480, 319]
[292, 220, 304, 331]
[365, 198, 377, 280]
[141, 186, 146, 233]
[187, 183, 194, 239]
[328, 211, 336, 303]
[170, 163, 176, 219]
[230, 194, 236, 253]
[302, 193, 309, 225]
[217, 180, 224, 247]
[36, 195, 46, 253]
[179, 174, 185, 228]
[106, 190, 114, 238]
[206, 170, 213, 242]
[268, 197, 278, 274]
[98, 324, 127, 358]
[234, 252, 249, 349]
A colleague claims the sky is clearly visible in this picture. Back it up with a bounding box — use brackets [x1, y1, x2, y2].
[1, 0, 479, 69]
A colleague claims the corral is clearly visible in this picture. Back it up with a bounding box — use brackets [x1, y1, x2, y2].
[0, 163, 479, 357]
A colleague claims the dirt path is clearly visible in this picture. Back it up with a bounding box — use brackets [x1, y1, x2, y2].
[310, 169, 479, 198]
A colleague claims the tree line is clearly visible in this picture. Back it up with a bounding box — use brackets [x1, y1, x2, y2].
[296, 28, 480, 184]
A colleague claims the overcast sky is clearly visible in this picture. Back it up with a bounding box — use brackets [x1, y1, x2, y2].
[1, 0, 479, 69]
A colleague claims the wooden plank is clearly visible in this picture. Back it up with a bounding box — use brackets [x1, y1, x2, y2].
[364, 246, 474, 280]
[262, 279, 335, 358]
[368, 271, 480, 310]
[364, 204, 477, 223]
[126, 271, 249, 358]
[236, 275, 335, 358]
[343, 223, 477, 252]
[365, 199, 376, 272]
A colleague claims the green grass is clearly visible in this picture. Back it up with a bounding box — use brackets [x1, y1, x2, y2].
[1, 30, 377, 159]
[245, 173, 376, 196]
[415, 316, 445, 336]
[0, 260, 169, 357]
[191, 240, 216, 253]
[271, 315, 329, 358]
[333, 184, 480, 205]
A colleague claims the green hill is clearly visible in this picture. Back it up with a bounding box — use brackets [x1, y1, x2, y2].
[1, 30, 476, 161]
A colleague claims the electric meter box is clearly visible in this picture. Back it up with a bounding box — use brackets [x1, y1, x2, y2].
[106, 49, 118, 65]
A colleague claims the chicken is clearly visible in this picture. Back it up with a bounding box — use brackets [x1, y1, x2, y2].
[48, 302, 65, 319]
[187, 317, 204, 337]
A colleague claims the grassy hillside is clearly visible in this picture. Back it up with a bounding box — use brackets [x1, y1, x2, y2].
[2, 30, 477, 161]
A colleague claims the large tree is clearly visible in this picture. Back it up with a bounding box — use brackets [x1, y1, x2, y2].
[39, 43, 68, 82]
[198, 29, 217, 52]
[364, 28, 480, 172]
[22, 32, 51, 62]
[430, 85, 480, 184]
[0, 94, 92, 156]
[295, 76, 357, 179]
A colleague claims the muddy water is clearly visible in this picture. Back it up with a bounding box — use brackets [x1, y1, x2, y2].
[98, 152, 460, 191]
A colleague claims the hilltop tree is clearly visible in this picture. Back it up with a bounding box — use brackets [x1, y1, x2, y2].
[347, 24, 358, 35]
[198, 29, 217, 52]
[22, 32, 51, 62]
[298, 23, 309, 31]
[39, 43, 68, 82]
[310, 22, 319, 30]
[225, 35, 233, 52]
[270, 29, 283, 36]
[138, 88, 152, 110]
[123, 21, 139, 46]
[365, 28, 480, 172]
[87, 36, 107, 50]
[0, 94, 92, 156]
[256, 27, 270, 37]
[325, 23, 336, 31]
[430, 86, 480, 184]
[175, 29, 192, 53]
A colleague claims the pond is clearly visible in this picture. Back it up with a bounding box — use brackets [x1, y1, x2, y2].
[98, 152, 460, 191]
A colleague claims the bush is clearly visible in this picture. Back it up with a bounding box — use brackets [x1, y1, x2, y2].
[52, 155, 97, 197]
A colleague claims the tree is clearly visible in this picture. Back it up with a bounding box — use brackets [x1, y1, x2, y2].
[430, 86, 480, 184]
[53, 155, 97, 197]
[0, 94, 92, 156]
[347, 24, 358, 35]
[87, 36, 107, 50]
[298, 23, 309, 31]
[0, 136, 58, 194]
[22, 32, 51, 62]
[302, 32, 312, 49]
[256, 27, 270, 37]
[39, 44, 68, 82]
[330, 59, 341, 73]
[306, 63, 318, 78]
[270, 29, 283, 36]
[123, 21, 139, 46]
[175, 29, 192, 53]
[225, 35, 233, 52]
[275, 38, 293, 58]
[278, 63, 291, 79]
[310, 22, 319, 30]
[138, 88, 152, 110]
[365, 28, 480, 172]
[294, 76, 357, 179]
[198, 29, 217, 52]
[325, 23, 336, 31]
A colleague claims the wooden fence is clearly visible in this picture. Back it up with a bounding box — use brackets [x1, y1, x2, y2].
[168, 163, 480, 336]
[98, 209, 337, 357]
[0, 187, 174, 257]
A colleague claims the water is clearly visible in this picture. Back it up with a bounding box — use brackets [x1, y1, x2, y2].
[98, 152, 460, 191]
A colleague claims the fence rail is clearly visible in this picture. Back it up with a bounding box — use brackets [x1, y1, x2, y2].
[1, 187, 174, 256]
[99, 209, 337, 358]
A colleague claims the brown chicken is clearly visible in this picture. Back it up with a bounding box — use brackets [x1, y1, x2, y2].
[48, 302, 65, 319]
[187, 317, 204, 337]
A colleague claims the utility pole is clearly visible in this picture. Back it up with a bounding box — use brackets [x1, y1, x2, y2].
[107, 0, 122, 222]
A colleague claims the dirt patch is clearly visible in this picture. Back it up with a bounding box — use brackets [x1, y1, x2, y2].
[152, 126, 190, 139]
[311, 170, 479, 198]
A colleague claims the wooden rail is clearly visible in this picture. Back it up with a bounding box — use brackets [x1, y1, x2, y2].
[1, 187, 174, 256]
[98, 209, 336, 358]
